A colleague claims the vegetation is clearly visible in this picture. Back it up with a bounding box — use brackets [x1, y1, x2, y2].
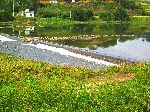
[0, 10, 14, 22]
[0, 1, 150, 111]
[114, 0, 141, 10]
[36, 17, 78, 27]
[72, 9, 93, 21]
[36, 6, 70, 19]
[0, 53, 150, 111]
[113, 8, 129, 21]
[1, 0, 145, 22]
[36, 3, 94, 21]
[100, 7, 129, 21]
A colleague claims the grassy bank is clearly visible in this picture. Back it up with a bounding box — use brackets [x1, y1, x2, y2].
[20, 16, 150, 28]
[131, 16, 150, 26]
[0, 53, 150, 111]
[1, 16, 150, 28]
[36, 17, 78, 27]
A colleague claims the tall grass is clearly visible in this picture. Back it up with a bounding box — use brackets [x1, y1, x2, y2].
[0, 53, 150, 111]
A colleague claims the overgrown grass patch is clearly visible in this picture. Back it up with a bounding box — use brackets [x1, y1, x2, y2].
[0, 53, 150, 111]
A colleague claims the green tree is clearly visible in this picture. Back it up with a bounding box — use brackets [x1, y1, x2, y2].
[100, 12, 113, 20]
[0, 10, 14, 22]
[72, 9, 93, 21]
[113, 8, 129, 21]
[114, 0, 140, 10]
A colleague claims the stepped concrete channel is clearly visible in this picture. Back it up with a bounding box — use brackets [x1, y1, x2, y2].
[0, 34, 118, 69]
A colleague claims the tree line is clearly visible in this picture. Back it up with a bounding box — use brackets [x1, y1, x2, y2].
[0, 0, 143, 22]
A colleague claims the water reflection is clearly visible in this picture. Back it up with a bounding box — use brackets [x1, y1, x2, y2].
[114, 23, 129, 35]
[71, 24, 94, 35]
[0, 23, 150, 61]
[0, 23, 147, 37]
[25, 26, 35, 36]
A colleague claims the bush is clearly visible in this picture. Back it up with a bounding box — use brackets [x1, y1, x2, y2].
[100, 8, 129, 21]
[36, 7, 70, 19]
[114, 0, 140, 10]
[72, 9, 93, 21]
[100, 12, 113, 20]
[113, 8, 129, 21]
[0, 10, 14, 22]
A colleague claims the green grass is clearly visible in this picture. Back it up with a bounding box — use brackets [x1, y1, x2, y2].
[130, 17, 150, 28]
[36, 17, 78, 27]
[0, 53, 150, 111]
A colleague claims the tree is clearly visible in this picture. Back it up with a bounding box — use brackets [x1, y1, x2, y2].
[72, 9, 93, 21]
[27, 0, 39, 11]
[113, 8, 129, 21]
[0, 10, 14, 22]
[114, 0, 140, 10]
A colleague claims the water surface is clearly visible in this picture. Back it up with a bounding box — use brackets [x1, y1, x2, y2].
[0, 23, 150, 62]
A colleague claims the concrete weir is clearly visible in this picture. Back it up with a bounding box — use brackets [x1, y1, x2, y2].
[0, 35, 16, 42]
[0, 34, 117, 69]
[23, 43, 116, 66]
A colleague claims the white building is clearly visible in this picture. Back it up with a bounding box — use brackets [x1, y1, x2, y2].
[50, 0, 57, 3]
[24, 9, 34, 18]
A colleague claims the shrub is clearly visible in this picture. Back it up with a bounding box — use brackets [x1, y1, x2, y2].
[100, 8, 129, 21]
[36, 7, 70, 19]
[114, 0, 140, 10]
[0, 10, 14, 22]
[100, 12, 113, 20]
[72, 9, 93, 21]
[113, 8, 129, 21]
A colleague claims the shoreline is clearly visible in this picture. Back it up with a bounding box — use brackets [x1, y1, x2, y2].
[0, 17, 150, 28]
[31, 40, 138, 65]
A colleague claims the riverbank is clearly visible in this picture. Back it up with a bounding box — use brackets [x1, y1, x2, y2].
[1, 16, 150, 28]
[0, 53, 150, 111]
[0, 34, 112, 69]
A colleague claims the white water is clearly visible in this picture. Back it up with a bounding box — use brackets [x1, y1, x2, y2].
[24, 43, 116, 66]
[0, 35, 16, 42]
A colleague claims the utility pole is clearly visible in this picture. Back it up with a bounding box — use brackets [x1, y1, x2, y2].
[70, 10, 71, 19]
[13, 0, 15, 17]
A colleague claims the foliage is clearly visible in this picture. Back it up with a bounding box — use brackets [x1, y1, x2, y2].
[36, 17, 77, 27]
[0, 0, 13, 13]
[36, 7, 70, 19]
[72, 9, 94, 21]
[0, 10, 14, 22]
[0, 53, 150, 111]
[0, 0, 36, 13]
[100, 12, 114, 20]
[100, 8, 129, 21]
[36, 5, 93, 21]
[114, 0, 141, 10]
[113, 8, 129, 21]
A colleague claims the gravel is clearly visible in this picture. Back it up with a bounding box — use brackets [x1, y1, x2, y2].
[0, 35, 107, 69]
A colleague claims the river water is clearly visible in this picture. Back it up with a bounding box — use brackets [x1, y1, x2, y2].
[0, 23, 150, 69]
